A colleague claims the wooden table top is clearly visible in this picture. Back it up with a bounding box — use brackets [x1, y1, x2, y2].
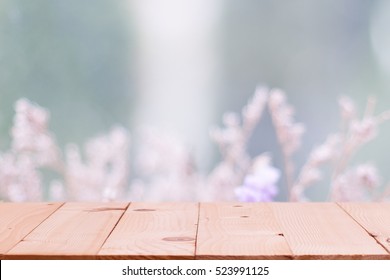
[0, 202, 389, 260]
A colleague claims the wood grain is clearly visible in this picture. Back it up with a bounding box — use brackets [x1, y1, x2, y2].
[5, 202, 128, 259]
[339, 203, 390, 254]
[98, 202, 198, 259]
[0, 203, 62, 257]
[196, 203, 292, 259]
[271, 203, 389, 259]
[2, 202, 389, 259]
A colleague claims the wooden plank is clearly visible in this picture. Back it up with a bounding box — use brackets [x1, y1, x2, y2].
[196, 203, 292, 259]
[98, 202, 198, 259]
[0, 203, 62, 257]
[339, 203, 390, 254]
[271, 203, 390, 259]
[5, 202, 128, 259]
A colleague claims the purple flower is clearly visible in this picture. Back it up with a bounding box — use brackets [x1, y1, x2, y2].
[235, 165, 280, 202]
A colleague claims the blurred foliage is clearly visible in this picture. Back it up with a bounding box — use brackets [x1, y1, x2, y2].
[1, 1, 390, 200]
[0, 0, 132, 148]
[218, 0, 390, 200]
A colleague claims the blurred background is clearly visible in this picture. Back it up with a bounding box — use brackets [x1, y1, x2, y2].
[1, 0, 390, 200]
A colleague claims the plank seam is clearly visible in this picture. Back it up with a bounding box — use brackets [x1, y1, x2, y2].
[336, 202, 390, 255]
[194, 202, 201, 260]
[268, 204, 295, 260]
[3, 202, 65, 256]
[270, 203, 305, 260]
[97, 202, 131, 257]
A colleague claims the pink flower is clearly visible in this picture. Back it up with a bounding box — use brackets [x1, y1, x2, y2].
[339, 96, 356, 120]
[350, 118, 377, 144]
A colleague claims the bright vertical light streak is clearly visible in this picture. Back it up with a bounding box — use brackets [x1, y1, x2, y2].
[129, 0, 222, 168]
